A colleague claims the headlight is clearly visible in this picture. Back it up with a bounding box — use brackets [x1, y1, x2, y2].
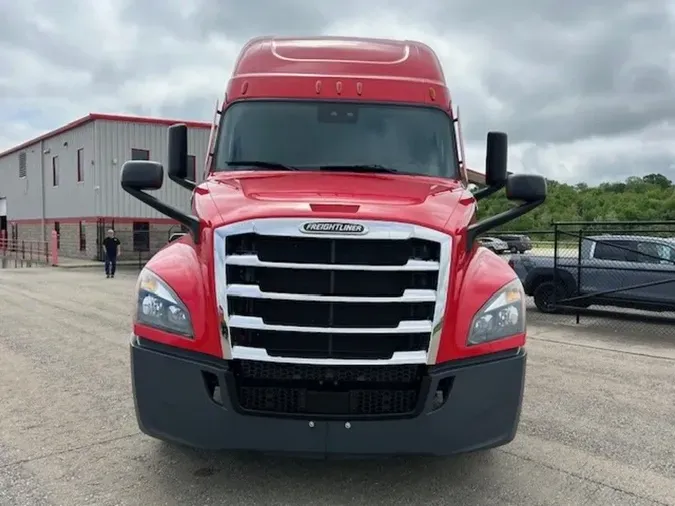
[134, 268, 193, 338]
[467, 278, 525, 346]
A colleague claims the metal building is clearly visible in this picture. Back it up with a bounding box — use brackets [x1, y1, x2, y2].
[0, 112, 487, 261]
[0, 114, 211, 260]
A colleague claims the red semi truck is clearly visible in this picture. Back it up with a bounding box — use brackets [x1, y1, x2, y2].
[122, 36, 547, 457]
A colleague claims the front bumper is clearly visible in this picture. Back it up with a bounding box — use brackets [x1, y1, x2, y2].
[130, 336, 526, 457]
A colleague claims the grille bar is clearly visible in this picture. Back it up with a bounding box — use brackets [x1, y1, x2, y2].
[226, 254, 440, 271]
[229, 316, 433, 334]
[226, 284, 437, 303]
[230, 347, 428, 365]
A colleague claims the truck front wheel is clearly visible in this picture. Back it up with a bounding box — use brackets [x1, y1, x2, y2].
[533, 281, 566, 313]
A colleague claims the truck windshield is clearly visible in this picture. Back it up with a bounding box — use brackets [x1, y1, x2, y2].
[213, 100, 460, 178]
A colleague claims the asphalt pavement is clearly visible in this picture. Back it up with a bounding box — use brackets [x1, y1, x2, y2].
[0, 267, 674, 506]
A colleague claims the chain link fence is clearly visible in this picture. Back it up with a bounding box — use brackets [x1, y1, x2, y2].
[503, 221, 675, 337]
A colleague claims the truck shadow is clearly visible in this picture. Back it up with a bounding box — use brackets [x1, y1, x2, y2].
[151, 440, 498, 501]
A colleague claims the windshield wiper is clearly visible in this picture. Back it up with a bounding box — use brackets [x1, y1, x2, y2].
[318, 164, 403, 174]
[224, 160, 300, 171]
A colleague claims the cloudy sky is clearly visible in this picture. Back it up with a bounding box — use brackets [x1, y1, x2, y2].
[1, 0, 674, 184]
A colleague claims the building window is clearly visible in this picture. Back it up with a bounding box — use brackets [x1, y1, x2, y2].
[52, 156, 59, 186]
[132, 221, 150, 251]
[18, 152, 27, 178]
[77, 148, 84, 182]
[131, 148, 150, 161]
[54, 222, 60, 249]
[187, 155, 196, 181]
[79, 221, 86, 251]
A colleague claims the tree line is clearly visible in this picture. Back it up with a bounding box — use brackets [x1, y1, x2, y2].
[476, 173, 675, 231]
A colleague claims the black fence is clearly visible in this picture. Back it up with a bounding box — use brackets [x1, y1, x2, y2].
[0, 238, 51, 268]
[501, 221, 675, 333]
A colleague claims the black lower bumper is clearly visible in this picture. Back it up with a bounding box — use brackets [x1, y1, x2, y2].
[130, 337, 526, 457]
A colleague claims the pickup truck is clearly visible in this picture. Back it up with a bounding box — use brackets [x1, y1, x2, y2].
[509, 234, 675, 313]
[495, 234, 533, 254]
[477, 236, 509, 254]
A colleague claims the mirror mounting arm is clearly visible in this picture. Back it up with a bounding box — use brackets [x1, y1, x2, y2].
[169, 174, 196, 192]
[466, 199, 544, 252]
[472, 181, 505, 202]
[121, 183, 201, 244]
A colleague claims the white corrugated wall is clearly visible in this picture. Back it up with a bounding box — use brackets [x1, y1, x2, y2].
[0, 123, 96, 220]
[94, 120, 211, 219]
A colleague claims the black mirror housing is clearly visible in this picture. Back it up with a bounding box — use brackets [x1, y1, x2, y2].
[484, 132, 508, 187]
[506, 174, 547, 202]
[168, 124, 188, 179]
[120, 161, 164, 191]
[472, 132, 508, 202]
[168, 124, 195, 191]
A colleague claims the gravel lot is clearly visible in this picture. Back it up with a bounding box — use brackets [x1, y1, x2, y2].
[1, 267, 674, 506]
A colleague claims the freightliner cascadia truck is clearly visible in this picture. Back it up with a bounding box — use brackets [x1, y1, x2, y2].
[121, 36, 547, 457]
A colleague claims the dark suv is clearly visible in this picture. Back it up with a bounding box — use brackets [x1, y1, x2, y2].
[496, 234, 533, 254]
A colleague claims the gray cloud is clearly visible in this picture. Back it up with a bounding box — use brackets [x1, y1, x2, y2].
[0, 0, 674, 183]
[439, 1, 675, 144]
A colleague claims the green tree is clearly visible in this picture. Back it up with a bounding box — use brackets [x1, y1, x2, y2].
[476, 173, 675, 230]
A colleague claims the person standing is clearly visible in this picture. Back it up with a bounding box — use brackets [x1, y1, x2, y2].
[102, 229, 121, 278]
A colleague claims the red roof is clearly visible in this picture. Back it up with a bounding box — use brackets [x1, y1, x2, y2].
[0, 113, 211, 158]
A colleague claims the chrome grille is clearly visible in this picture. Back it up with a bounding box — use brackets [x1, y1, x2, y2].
[214, 218, 451, 365]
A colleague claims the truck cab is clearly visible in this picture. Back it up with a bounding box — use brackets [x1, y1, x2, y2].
[121, 36, 547, 457]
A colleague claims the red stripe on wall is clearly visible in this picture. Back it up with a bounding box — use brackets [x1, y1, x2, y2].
[9, 217, 179, 225]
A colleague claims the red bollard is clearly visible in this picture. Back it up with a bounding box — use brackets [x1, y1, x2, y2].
[51, 230, 59, 266]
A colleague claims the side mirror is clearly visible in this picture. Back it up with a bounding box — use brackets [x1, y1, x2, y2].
[467, 183, 479, 193]
[484, 132, 508, 187]
[472, 132, 508, 201]
[168, 124, 195, 191]
[120, 161, 163, 191]
[506, 174, 547, 202]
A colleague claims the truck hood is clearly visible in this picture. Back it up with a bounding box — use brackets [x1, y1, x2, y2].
[199, 171, 473, 232]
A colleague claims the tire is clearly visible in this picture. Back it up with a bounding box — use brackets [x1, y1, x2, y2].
[510, 246, 517, 253]
[533, 281, 567, 314]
